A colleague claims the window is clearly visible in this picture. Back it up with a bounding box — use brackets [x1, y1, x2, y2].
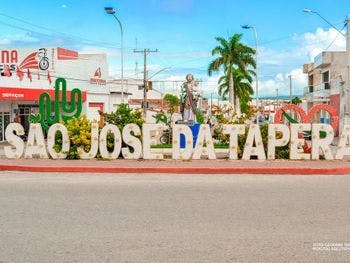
[322, 71, 330, 89]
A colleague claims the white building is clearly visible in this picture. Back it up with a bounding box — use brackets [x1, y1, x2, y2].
[0, 47, 207, 141]
[0, 47, 123, 141]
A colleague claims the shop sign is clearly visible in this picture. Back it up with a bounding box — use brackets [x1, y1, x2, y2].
[90, 67, 106, 85]
[0, 87, 87, 101]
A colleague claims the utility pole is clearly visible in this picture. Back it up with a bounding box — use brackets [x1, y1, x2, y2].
[289, 75, 292, 103]
[134, 48, 158, 119]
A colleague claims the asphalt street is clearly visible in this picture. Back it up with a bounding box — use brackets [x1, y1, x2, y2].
[0, 172, 349, 262]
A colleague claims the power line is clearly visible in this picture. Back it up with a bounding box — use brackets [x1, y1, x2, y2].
[0, 14, 344, 71]
[324, 24, 347, 51]
[0, 14, 145, 50]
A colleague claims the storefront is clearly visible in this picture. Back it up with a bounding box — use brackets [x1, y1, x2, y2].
[0, 47, 117, 141]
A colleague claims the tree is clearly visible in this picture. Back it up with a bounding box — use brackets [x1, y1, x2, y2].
[163, 93, 180, 117]
[218, 67, 254, 114]
[208, 34, 256, 112]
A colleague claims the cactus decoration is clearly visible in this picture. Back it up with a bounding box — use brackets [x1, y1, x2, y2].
[29, 77, 82, 131]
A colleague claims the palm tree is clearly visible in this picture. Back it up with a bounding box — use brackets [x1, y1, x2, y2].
[208, 34, 256, 112]
[218, 67, 254, 114]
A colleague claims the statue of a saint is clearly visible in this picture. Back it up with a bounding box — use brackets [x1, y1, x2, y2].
[180, 74, 200, 122]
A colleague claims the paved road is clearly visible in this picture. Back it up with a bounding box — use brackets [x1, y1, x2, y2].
[0, 172, 349, 262]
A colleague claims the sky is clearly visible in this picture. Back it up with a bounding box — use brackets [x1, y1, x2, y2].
[0, 0, 349, 99]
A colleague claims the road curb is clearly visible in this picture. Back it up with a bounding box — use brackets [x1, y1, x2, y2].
[1, 165, 350, 175]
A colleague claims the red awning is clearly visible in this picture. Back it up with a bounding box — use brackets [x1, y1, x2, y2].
[0, 87, 87, 101]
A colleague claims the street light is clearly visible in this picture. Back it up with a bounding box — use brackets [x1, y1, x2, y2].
[147, 67, 171, 80]
[242, 24, 259, 123]
[303, 9, 345, 36]
[105, 7, 125, 104]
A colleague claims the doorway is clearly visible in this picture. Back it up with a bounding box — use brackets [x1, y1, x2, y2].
[0, 112, 10, 142]
[18, 105, 39, 135]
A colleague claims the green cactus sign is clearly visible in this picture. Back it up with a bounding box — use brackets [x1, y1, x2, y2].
[29, 77, 82, 130]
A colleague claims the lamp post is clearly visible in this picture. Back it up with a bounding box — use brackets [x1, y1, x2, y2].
[303, 9, 345, 36]
[105, 7, 124, 104]
[242, 25, 259, 124]
[303, 8, 349, 126]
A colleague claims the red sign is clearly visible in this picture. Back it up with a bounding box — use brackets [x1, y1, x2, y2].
[0, 50, 18, 63]
[0, 87, 87, 101]
[57, 48, 78, 60]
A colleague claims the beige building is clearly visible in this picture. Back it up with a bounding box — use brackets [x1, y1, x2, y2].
[303, 51, 347, 134]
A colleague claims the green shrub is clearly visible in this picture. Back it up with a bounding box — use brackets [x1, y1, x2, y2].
[54, 115, 96, 159]
[101, 103, 144, 131]
[196, 110, 205, 124]
[237, 124, 290, 159]
[100, 104, 145, 152]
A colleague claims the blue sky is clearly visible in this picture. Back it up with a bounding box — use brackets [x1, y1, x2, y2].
[0, 0, 349, 98]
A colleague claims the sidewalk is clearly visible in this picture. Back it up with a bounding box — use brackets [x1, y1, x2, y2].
[0, 158, 350, 175]
[1, 141, 350, 174]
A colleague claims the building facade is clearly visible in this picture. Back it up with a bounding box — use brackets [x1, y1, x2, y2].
[0, 47, 122, 141]
[0, 47, 206, 141]
[303, 51, 347, 134]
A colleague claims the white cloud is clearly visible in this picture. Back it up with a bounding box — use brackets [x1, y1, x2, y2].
[79, 46, 118, 56]
[296, 27, 346, 60]
[258, 68, 307, 97]
[0, 38, 11, 45]
[0, 33, 39, 46]
[259, 47, 295, 66]
[256, 27, 345, 97]
[259, 27, 346, 67]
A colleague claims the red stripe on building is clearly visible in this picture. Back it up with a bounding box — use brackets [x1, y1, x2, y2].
[57, 47, 79, 60]
[0, 87, 87, 101]
[89, 102, 104, 125]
